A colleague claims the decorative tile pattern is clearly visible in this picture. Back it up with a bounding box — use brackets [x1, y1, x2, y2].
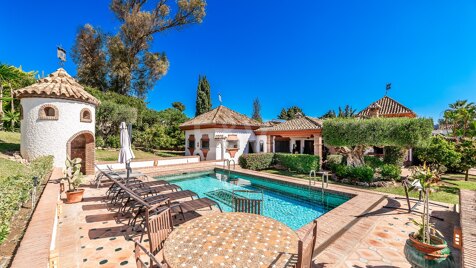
[163, 212, 298, 268]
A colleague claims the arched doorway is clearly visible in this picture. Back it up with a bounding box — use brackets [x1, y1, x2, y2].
[67, 131, 95, 175]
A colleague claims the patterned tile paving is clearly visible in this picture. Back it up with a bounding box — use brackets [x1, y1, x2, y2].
[54, 165, 461, 267]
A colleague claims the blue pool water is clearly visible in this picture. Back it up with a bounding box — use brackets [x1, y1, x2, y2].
[156, 171, 351, 230]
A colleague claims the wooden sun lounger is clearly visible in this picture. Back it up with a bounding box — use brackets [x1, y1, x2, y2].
[131, 190, 198, 208]
[171, 197, 222, 220]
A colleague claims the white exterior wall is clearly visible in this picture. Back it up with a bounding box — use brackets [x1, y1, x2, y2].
[184, 128, 256, 161]
[20, 98, 96, 168]
[256, 135, 268, 153]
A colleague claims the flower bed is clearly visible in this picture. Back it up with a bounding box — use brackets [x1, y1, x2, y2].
[0, 156, 53, 244]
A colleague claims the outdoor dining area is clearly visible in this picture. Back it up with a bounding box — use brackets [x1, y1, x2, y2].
[91, 122, 318, 268]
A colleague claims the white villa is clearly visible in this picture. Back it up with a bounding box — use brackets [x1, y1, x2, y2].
[179, 105, 324, 161]
[180, 96, 417, 163]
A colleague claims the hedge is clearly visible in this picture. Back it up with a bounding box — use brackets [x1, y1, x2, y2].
[323, 117, 433, 148]
[0, 156, 54, 244]
[238, 153, 320, 173]
[238, 153, 275, 170]
[274, 153, 320, 173]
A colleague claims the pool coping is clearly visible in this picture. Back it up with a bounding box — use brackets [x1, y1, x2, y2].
[152, 166, 387, 259]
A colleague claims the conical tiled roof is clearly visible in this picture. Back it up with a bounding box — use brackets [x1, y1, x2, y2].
[357, 96, 416, 118]
[14, 68, 100, 106]
[180, 105, 261, 129]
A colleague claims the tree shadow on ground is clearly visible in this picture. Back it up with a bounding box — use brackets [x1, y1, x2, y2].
[0, 142, 20, 155]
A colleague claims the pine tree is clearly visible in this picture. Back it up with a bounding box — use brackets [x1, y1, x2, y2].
[195, 75, 212, 116]
[278, 108, 288, 120]
[320, 109, 337, 119]
[251, 97, 263, 122]
[278, 106, 305, 120]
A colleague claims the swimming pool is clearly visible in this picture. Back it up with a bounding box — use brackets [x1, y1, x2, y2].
[156, 170, 351, 230]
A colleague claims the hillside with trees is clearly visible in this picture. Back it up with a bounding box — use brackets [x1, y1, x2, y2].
[86, 87, 188, 151]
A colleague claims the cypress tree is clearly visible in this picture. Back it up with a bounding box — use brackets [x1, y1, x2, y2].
[252, 97, 263, 122]
[195, 75, 212, 116]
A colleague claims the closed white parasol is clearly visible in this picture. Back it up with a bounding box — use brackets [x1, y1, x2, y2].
[118, 122, 135, 178]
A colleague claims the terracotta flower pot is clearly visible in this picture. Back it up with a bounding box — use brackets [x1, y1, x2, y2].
[65, 189, 85, 203]
[404, 232, 455, 268]
[201, 148, 209, 160]
[227, 148, 239, 158]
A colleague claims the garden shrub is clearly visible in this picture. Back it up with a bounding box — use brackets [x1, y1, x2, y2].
[364, 155, 384, 169]
[325, 154, 343, 170]
[0, 156, 53, 244]
[383, 146, 405, 166]
[105, 135, 121, 148]
[238, 153, 275, 170]
[350, 165, 374, 184]
[95, 136, 105, 148]
[274, 153, 320, 173]
[380, 164, 401, 181]
[334, 164, 350, 178]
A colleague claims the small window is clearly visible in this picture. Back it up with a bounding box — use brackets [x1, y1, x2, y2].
[38, 104, 59, 120]
[201, 134, 210, 149]
[188, 135, 196, 149]
[80, 108, 92, 123]
[259, 140, 264, 152]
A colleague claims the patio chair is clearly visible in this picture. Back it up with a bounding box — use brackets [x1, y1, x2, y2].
[145, 206, 174, 256]
[134, 239, 167, 268]
[232, 189, 264, 215]
[296, 220, 318, 268]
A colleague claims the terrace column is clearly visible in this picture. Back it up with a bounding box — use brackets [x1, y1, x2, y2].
[267, 135, 273, 153]
[314, 135, 323, 168]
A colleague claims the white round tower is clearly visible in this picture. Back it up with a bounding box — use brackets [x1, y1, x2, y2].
[14, 68, 100, 175]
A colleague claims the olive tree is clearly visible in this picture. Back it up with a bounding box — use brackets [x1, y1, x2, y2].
[323, 117, 433, 166]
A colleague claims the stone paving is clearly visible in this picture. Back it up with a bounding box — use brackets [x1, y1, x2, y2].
[50, 164, 461, 267]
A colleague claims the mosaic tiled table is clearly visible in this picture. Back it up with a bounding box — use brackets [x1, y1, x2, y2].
[163, 212, 299, 268]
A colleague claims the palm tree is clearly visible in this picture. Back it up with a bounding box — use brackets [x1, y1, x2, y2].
[0, 64, 36, 130]
[2, 110, 20, 131]
[444, 100, 476, 139]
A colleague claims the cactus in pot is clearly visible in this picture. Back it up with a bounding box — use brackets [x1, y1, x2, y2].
[63, 157, 85, 203]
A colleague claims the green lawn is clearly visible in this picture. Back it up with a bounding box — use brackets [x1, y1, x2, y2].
[96, 149, 160, 161]
[262, 169, 476, 204]
[95, 149, 183, 162]
[0, 131, 21, 156]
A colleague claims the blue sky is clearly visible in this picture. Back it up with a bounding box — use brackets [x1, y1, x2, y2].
[1, 1, 476, 121]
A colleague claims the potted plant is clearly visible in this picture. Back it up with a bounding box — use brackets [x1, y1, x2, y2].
[403, 163, 455, 267]
[63, 157, 85, 203]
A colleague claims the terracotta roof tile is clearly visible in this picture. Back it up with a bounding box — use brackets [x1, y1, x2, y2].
[14, 68, 100, 106]
[180, 105, 261, 129]
[257, 116, 322, 132]
[357, 96, 415, 117]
